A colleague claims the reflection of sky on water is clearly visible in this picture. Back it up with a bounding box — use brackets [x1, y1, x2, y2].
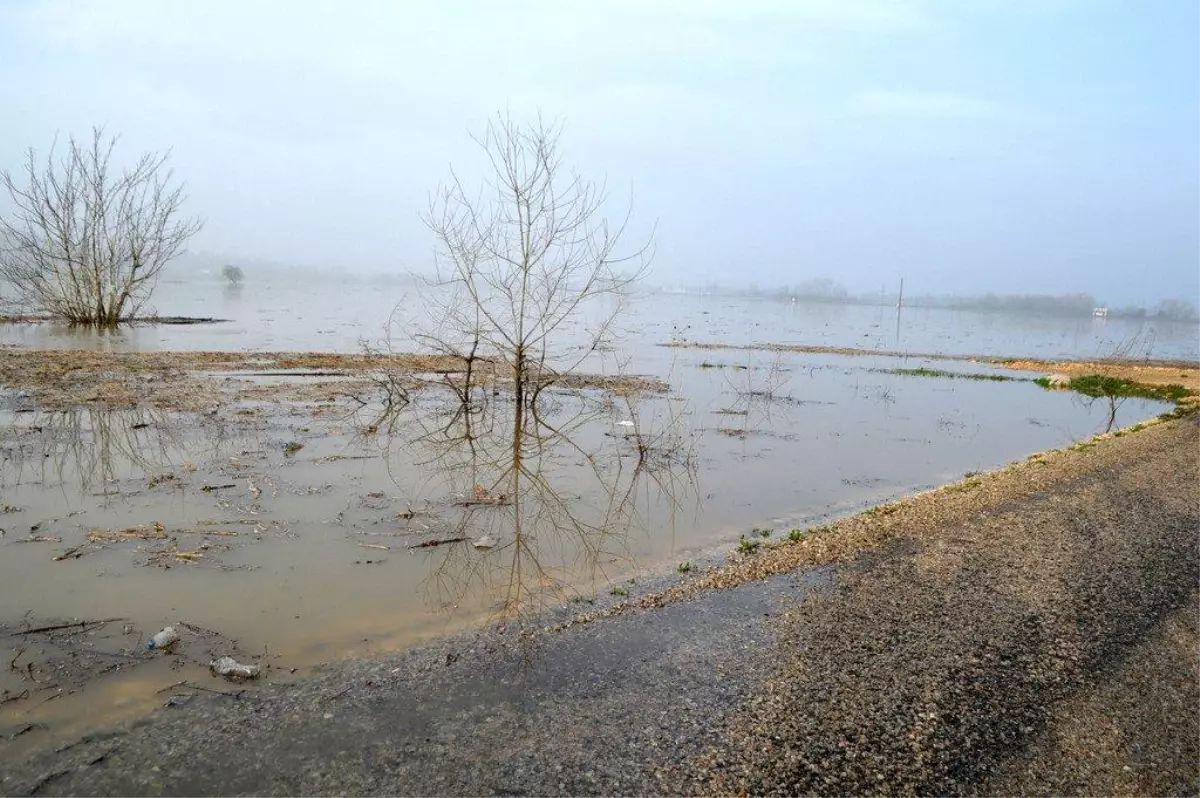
[3, 280, 1197, 362]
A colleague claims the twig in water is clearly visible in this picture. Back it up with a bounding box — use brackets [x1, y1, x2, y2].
[26, 767, 71, 796]
[171, 681, 248, 699]
[408, 536, 467, 549]
[53, 545, 87, 561]
[1, 688, 30, 705]
[12, 618, 124, 636]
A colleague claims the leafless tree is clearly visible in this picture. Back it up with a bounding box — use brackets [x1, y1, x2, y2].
[0, 127, 202, 325]
[419, 113, 652, 416]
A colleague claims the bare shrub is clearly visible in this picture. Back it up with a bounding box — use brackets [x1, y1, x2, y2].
[0, 127, 202, 325]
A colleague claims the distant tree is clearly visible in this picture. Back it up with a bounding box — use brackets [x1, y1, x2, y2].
[1153, 298, 1199, 322]
[1110, 305, 1147, 320]
[0, 127, 202, 325]
[794, 277, 850, 301]
[221, 264, 244, 284]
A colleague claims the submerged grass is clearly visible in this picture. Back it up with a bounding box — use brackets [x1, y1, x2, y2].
[875, 367, 1023, 382]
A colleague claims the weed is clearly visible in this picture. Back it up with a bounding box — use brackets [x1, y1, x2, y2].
[877, 367, 1019, 382]
[678, 562, 692, 573]
[756, 527, 772, 538]
[569, 594, 595, 605]
[788, 529, 804, 542]
[738, 535, 761, 554]
[1158, 403, 1199, 422]
[1035, 374, 1192, 404]
[610, 585, 629, 597]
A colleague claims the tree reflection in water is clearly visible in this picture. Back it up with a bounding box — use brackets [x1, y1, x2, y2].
[362, 376, 697, 627]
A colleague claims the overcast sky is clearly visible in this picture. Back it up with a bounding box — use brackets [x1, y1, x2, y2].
[1, 1, 1197, 303]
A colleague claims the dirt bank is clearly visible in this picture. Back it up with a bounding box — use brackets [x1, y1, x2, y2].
[0, 348, 666, 410]
[0, 413, 1195, 796]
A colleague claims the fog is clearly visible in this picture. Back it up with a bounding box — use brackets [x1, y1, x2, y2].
[1, 0, 1197, 306]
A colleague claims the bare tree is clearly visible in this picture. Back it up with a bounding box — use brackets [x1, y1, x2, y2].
[0, 127, 202, 325]
[420, 113, 652, 415]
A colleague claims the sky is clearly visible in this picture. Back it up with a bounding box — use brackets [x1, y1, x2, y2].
[1, 0, 1197, 305]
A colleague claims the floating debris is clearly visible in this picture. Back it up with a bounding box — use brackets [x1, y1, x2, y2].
[209, 656, 260, 681]
[88, 522, 167, 542]
[409, 536, 467, 549]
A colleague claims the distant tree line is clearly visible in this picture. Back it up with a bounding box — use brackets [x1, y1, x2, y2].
[677, 280, 1199, 322]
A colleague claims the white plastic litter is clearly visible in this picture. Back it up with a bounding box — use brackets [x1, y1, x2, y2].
[210, 656, 261, 680]
[472, 535, 497, 550]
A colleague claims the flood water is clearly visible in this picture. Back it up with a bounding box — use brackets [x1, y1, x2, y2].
[2, 277, 1198, 363]
[1, 276, 1195, 752]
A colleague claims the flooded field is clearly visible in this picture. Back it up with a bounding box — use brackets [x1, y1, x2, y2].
[1, 286, 1195, 756]
[2, 278, 1199, 363]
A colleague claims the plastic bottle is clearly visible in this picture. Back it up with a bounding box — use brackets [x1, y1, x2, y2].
[148, 626, 180, 651]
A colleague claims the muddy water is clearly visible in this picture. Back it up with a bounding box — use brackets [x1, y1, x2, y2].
[0, 341, 1174, 754]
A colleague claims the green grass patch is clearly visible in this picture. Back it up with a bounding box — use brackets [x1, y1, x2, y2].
[1035, 374, 1192, 404]
[877, 367, 1020, 382]
[738, 535, 761, 554]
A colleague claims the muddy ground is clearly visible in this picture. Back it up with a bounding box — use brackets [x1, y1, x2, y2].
[0, 348, 666, 413]
[0, 409, 1195, 796]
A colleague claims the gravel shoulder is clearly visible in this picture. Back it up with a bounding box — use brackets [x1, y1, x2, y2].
[1, 416, 1196, 797]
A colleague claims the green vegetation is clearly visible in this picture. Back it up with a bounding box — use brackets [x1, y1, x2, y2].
[876, 367, 1021, 382]
[738, 535, 761, 554]
[1035, 374, 1192, 404]
[1158, 403, 1199, 422]
[788, 529, 804, 542]
[677, 561, 692, 573]
[610, 585, 629, 597]
[755, 527, 773, 538]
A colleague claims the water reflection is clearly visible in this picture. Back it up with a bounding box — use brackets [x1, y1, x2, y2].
[0, 408, 258, 497]
[1, 408, 184, 494]
[366, 379, 698, 624]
